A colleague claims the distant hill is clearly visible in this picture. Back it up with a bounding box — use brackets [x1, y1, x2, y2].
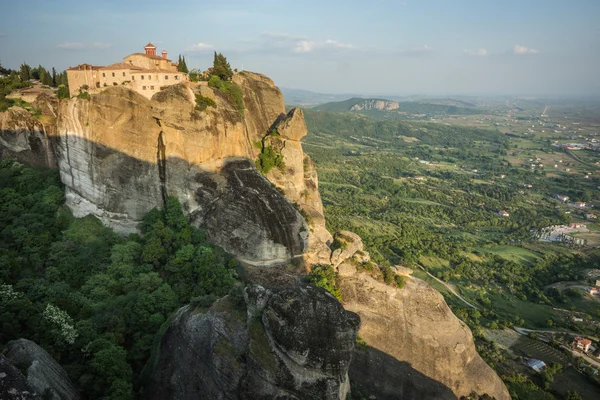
[312, 97, 482, 120]
[280, 88, 359, 106]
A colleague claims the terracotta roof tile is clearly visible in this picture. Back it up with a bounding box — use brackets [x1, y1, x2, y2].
[128, 52, 171, 61]
[67, 64, 104, 71]
[144, 42, 156, 48]
[100, 62, 143, 71]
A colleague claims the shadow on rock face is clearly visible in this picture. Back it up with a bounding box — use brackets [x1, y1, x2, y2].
[350, 345, 457, 400]
[46, 132, 307, 266]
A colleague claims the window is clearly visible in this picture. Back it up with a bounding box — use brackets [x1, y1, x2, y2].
[96, 82, 100, 88]
[165, 75, 169, 80]
[141, 75, 144, 80]
[102, 73, 105, 77]
[175, 75, 179, 80]
[122, 72, 125, 77]
[148, 75, 151, 80]
[132, 76, 135, 80]
[143, 86, 146, 90]
[150, 86, 154, 90]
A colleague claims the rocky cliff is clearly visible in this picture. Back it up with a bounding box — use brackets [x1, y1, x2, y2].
[335, 251, 510, 400]
[350, 99, 400, 112]
[3, 339, 79, 400]
[0, 75, 510, 399]
[51, 73, 330, 266]
[147, 284, 360, 400]
[0, 106, 55, 167]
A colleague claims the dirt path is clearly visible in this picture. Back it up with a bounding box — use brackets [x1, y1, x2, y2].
[417, 265, 480, 310]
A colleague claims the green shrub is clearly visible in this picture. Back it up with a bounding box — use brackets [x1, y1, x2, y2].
[309, 264, 342, 301]
[331, 237, 348, 252]
[195, 94, 216, 111]
[57, 84, 70, 99]
[208, 75, 244, 115]
[77, 91, 90, 100]
[256, 145, 285, 174]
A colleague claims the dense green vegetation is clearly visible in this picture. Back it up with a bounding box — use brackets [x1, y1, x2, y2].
[302, 108, 600, 399]
[0, 161, 239, 399]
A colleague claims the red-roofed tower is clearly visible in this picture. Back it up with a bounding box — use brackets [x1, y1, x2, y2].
[144, 43, 157, 56]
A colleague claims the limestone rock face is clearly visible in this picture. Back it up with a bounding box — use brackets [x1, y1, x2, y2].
[0, 107, 55, 167]
[0, 354, 40, 400]
[330, 231, 364, 268]
[337, 268, 510, 400]
[147, 284, 360, 400]
[4, 339, 79, 400]
[188, 159, 307, 265]
[51, 75, 327, 266]
[265, 108, 332, 265]
[350, 99, 400, 112]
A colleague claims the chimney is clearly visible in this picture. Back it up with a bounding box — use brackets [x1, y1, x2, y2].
[162, 50, 167, 59]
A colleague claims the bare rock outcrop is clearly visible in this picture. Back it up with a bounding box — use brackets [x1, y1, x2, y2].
[48, 74, 327, 266]
[4, 339, 79, 400]
[330, 231, 364, 269]
[265, 108, 332, 265]
[147, 284, 360, 400]
[0, 354, 40, 400]
[0, 107, 55, 167]
[336, 262, 510, 400]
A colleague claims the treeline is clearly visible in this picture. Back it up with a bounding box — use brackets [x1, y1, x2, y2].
[0, 161, 239, 399]
[18, 62, 68, 87]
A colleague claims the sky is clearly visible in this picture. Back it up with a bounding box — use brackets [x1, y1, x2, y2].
[1, 0, 599, 96]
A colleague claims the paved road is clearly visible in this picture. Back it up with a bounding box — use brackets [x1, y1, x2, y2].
[417, 265, 481, 310]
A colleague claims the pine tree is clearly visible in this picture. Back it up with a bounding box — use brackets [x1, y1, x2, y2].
[211, 52, 232, 80]
[51, 67, 57, 87]
[19, 63, 30, 81]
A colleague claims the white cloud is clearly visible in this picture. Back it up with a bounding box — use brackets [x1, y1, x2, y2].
[513, 44, 539, 55]
[464, 48, 487, 56]
[325, 39, 354, 49]
[187, 42, 213, 52]
[293, 40, 317, 53]
[260, 31, 355, 54]
[57, 42, 111, 50]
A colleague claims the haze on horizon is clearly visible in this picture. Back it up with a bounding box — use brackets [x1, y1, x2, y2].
[1, 0, 599, 97]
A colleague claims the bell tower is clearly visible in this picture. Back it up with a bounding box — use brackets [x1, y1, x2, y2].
[144, 43, 157, 56]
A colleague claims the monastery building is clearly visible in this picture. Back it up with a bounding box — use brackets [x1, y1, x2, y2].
[66, 43, 188, 99]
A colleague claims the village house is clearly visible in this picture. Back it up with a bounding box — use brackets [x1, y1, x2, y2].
[590, 287, 600, 296]
[414, 176, 425, 181]
[497, 210, 510, 217]
[574, 337, 592, 353]
[574, 202, 587, 209]
[569, 223, 586, 229]
[586, 214, 597, 220]
[554, 194, 569, 202]
[596, 279, 600, 287]
[66, 43, 188, 99]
